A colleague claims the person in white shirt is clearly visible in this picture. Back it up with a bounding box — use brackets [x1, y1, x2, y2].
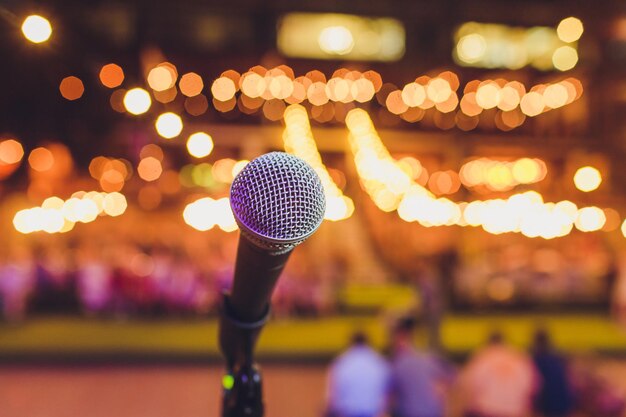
[458, 331, 540, 417]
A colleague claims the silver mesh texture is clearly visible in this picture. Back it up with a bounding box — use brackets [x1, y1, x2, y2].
[230, 152, 326, 253]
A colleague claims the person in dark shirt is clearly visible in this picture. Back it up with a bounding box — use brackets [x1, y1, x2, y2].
[389, 317, 455, 417]
[531, 328, 575, 417]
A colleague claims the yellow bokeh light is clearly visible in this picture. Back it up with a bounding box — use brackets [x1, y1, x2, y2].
[460, 92, 482, 117]
[512, 158, 541, 184]
[497, 85, 521, 111]
[42, 196, 64, 209]
[552, 46, 578, 71]
[557, 17, 584, 43]
[318, 26, 354, 55]
[475, 83, 500, 109]
[575, 206, 606, 232]
[543, 84, 569, 108]
[183, 198, 216, 231]
[179, 72, 204, 97]
[103, 192, 127, 217]
[270, 75, 294, 100]
[212, 158, 237, 183]
[211, 77, 237, 101]
[386, 90, 408, 115]
[426, 78, 452, 104]
[0, 139, 24, 164]
[147, 66, 175, 92]
[622, 219, 626, 238]
[456, 33, 487, 63]
[28, 147, 54, 172]
[186, 132, 214, 158]
[155, 112, 183, 139]
[574, 166, 602, 192]
[520, 92, 545, 117]
[13, 191, 126, 234]
[62, 198, 98, 223]
[325, 195, 355, 221]
[21, 15, 52, 43]
[123, 88, 152, 115]
[307, 82, 330, 106]
[137, 157, 163, 182]
[240, 72, 266, 98]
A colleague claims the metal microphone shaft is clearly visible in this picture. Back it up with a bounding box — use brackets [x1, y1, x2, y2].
[230, 237, 292, 322]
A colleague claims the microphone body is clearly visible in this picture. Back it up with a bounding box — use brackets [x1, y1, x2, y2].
[218, 152, 325, 417]
[230, 237, 292, 323]
[219, 237, 291, 368]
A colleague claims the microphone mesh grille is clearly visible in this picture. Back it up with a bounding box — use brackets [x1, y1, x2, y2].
[230, 152, 326, 252]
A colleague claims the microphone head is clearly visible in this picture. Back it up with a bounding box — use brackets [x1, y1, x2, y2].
[230, 152, 326, 253]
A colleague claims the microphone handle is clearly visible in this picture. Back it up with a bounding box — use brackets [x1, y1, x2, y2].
[230, 236, 292, 323]
[219, 236, 292, 368]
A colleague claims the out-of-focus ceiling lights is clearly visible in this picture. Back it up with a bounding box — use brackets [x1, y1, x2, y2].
[277, 13, 405, 61]
[454, 17, 583, 71]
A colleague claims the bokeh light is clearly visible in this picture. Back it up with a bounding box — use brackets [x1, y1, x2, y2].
[318, 26, 354, 55]
[21, 15, 52, 43]
[99, 64, 124, 88]
[211, 77, 237, 101]
[59, 76, 85, 101]
[155, 112, 183, 139]
[0, 139, 24, 164]
[574, 166, 602, 192]
[123, 88, 152, 115]
[575, 207, 606, 232]
[179, 72, 204, 97]
[186, 132, 214, 158]
[552, 46, 578, 71]
[28, 147, 54, 172]
[138, 157, 163, 182]
[147, 66, 176, 92]
[557, 17, 584, 43]
[103, 192, 128, 216]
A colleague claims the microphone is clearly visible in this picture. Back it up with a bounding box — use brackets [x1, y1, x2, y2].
[219, 152, 325, 417]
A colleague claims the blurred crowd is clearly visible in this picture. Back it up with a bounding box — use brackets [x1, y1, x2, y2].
[451, 235, 619, 310]
[326, 320, 626, 417]
[1, 229, 625, 323]
[0, 238, 334, 322]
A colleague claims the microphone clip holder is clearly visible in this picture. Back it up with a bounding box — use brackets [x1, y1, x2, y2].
[219, 293, 270, 417]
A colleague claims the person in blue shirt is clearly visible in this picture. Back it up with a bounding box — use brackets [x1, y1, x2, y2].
[389, 317, 455, 417]
[531, 328, 575, 417]
[326, 331, 391, 417]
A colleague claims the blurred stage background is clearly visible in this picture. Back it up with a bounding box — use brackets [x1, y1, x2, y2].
[2, 0, 626, 416]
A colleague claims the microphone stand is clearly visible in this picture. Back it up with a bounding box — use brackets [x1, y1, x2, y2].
[220, 293, 269, 417]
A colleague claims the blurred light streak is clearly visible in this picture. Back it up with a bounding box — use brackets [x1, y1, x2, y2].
[13, 192, 127, 234]
[283, 104, 354, 221]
